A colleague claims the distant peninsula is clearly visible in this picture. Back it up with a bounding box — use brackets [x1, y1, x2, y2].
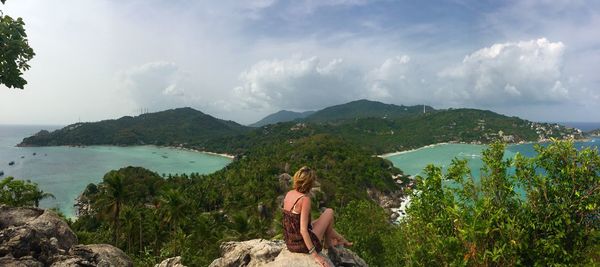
[587, 128, 600, 136]
[18, 100, 584, 155]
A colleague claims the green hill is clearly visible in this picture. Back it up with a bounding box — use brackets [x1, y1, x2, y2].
[249, 110, 315, 127]
[18, 107, 250, 147]
[304, 99, 433, 123]
[17, 102, 582, 155]
[205, 108, 580, 155]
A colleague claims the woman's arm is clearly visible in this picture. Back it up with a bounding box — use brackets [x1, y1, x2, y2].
[299, 196, 330, 267]
[299, 195, 315, 253]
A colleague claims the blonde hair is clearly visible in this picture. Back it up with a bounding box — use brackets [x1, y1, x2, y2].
[293, 166, 316, 194]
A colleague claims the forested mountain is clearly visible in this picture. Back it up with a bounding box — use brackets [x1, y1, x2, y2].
[18, 107, 250, 147]
[304, 99, 433, 123]
[18, 101, 582, 155]
[249, 110, 315, 127]
[201, 108, 581, 155]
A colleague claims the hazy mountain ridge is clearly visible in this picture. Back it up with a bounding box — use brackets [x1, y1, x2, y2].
[249, 110, 315, 127]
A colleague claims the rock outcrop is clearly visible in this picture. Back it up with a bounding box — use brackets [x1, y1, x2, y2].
[0, 205, 132, 266]
[208, 239, 367, 267]
[155, 256, 185, 267]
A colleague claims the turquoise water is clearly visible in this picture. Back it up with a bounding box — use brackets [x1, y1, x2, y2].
[385, 139, 600, 179]
[0, 125, 232, 217]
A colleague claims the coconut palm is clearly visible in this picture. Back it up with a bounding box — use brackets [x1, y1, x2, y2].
[96, 171, 126, 245]
[158, 188, 188, 237]
[30, 188, 55, 207]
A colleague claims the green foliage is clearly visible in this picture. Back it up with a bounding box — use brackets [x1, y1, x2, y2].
[397, 140, 599, 266]
[70, 135, 401, 265]
[0, 1, 35, 89]
[0, 176, 54, 207]
[66, 137, 597, 266]
[336, 200, 393, 266]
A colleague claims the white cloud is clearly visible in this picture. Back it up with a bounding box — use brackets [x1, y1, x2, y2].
[232, 38, 594, 115]
[233, 56, 363, 110]
[438, 38, 570, 106]
[119, 62, 191, 112]
[364, 55, 429, 104]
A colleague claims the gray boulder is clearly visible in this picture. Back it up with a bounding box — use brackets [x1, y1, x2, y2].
[209, 239, 367, 267]
[0, 205, 132, 267]
[155, 256, 185, 267]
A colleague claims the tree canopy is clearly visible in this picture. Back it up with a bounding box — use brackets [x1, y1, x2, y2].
[0, 0, 35, 89]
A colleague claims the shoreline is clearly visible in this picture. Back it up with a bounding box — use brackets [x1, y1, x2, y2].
[15, 143, 236, 160]
[378, 137, 595, 158]
[378, 142, 452, 158]
[169, 146, 235, 159]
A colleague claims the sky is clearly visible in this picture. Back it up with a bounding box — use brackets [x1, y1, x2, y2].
[1, 0, 599, 125]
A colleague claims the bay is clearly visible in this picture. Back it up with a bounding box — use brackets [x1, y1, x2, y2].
[0, 125, 232, 217]
[385, 138, 600, 179]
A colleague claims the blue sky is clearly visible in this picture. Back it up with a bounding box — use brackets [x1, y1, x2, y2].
[1, 0, 599, 125]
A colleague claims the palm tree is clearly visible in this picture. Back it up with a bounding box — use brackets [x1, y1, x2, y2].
[158, 188, 187, 237]
[120, 205, 137, 253]
[97, 172, 126, 245]
[30, 188, 55, 207]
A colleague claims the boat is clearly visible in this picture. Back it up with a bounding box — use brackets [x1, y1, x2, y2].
[8, 161, 15, 166]
[0, 170, 4, 176]
[33, 152, 37, 156]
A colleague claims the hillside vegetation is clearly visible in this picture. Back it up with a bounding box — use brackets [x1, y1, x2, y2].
[18, 107, 249, 147]
[6, 137, 598, 266]
[17, 100, 583, 155]
[70, 135, 404, 266]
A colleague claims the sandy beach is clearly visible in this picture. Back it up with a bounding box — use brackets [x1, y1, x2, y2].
[378, 142, 451, 158]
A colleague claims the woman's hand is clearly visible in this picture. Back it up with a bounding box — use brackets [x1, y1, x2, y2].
[312, 253, 331, 267]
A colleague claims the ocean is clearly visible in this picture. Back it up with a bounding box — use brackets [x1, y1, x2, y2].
[385, 138, 600, 179]
[0, 125, 232, 217]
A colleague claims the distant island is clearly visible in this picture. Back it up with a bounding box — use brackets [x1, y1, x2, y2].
[18, 99, 584, 155]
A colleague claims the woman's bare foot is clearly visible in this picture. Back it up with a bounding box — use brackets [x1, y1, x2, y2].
[332, 237, 353, 247]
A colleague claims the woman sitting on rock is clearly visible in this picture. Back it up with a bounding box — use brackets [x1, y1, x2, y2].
[282, 166, 352, 267]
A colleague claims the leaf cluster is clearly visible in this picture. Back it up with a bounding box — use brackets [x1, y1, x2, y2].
[0, 4, 35, 89]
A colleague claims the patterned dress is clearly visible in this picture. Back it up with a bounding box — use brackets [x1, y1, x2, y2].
[282, 195, 323, 253]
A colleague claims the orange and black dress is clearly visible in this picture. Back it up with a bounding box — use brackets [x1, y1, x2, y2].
[282, 195, 323, 253]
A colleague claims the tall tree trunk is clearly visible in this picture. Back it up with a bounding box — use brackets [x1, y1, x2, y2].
[113, 202, 121, 246]
[139, 212, 143, 253]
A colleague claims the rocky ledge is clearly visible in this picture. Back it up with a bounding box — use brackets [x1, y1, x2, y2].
[155, 239, 367, 267]
[206, 239, 367, 267]
[0, 205, 132, 266]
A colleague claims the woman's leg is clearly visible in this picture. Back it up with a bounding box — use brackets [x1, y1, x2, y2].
[313, 208, 352, 248]
[312, 208, 335, 247]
